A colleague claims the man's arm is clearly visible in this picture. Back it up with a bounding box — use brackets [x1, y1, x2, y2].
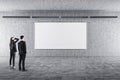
[24, 41, 27, 53]
[18, 43, 20, 52]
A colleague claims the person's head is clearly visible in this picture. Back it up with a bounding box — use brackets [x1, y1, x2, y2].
[10, 37, 14, 41]
[20, 35, 24, 40]
[10, 37, 14, 47]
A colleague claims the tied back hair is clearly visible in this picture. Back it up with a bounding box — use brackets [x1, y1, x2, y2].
[10, 37, 13, 49]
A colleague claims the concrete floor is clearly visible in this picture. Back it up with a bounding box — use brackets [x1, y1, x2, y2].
[0, 56, 120, 80]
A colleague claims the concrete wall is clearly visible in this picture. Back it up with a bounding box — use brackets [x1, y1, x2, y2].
[0, 11, 120, 57]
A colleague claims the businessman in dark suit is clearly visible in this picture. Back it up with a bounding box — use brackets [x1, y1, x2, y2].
[18, 35, 27, 71]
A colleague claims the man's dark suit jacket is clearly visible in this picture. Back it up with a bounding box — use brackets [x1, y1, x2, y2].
[18, 41, 26, 55]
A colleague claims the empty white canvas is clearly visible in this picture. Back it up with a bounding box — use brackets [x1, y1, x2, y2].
[35, 22, 87, 49]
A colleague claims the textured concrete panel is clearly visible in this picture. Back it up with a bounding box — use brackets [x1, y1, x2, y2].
[0, 11, 120, 56]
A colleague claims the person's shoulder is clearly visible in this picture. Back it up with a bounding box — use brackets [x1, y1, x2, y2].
[18, 41, 26, 43]
[18, 41, 21, 44]
[22, 41, 26, 44]
[18, 41, 22, 43]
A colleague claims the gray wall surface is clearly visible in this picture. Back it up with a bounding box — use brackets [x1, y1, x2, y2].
[0, 0, 120, 11]
[0, 11, 120, 57]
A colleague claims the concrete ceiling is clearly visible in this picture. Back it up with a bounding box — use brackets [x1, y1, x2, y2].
[0, 0, 120, 11]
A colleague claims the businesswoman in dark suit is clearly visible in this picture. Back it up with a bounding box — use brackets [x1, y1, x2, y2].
[9, 37, 19, 69]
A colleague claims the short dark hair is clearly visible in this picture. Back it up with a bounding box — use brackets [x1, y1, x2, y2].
[20, 35, 24, 39]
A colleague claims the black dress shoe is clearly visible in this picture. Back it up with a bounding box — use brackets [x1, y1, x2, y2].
[22, 69, 27, 72]
[19, 69, 21, 71]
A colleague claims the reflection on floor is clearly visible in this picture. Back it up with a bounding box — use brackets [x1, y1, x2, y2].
[0, 56, 120, 80]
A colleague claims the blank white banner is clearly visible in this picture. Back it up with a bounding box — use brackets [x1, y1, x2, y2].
[35, 22, 87, 49]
